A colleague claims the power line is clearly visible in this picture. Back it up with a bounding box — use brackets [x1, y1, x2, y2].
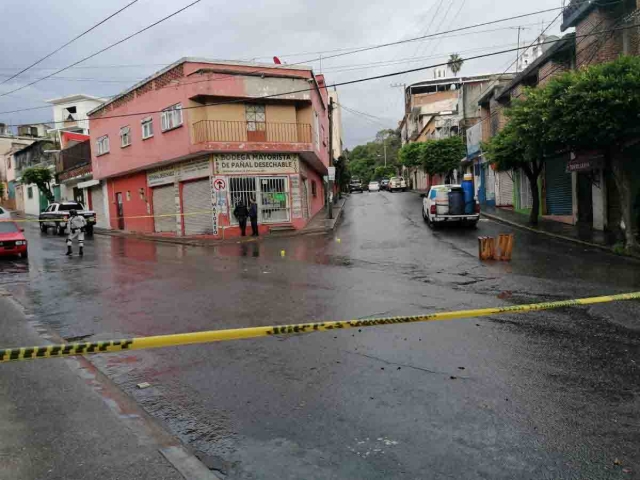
[4, 21, 638, 128]
[1, 5, 583, 99]
[0, 0, 140, 87]
[0, 0, 204, 98]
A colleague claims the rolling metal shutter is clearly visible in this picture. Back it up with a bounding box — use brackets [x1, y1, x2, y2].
[545, 157, 572, 215]
[183, 179, 213, 235]
[496, 171, 514, 207]
[90, 185, 106, 228]
[153, 185, 175, 233]
[485, 165, 496, 202]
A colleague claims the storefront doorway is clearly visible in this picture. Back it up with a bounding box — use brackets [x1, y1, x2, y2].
[228, 176, 290, 224]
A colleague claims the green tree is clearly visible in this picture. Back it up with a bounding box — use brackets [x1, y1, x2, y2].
[20, 167, 54, 203]
[373, 165, 397, 179]
[0, 182, 5, 199]
[448, 53, 464, 76]
[346, 128, 402, 184]
[544, 55, 640, 250]
[421, 136, 467, 176]
[398, 142, 425, 168]
[484, 87, 555, 225]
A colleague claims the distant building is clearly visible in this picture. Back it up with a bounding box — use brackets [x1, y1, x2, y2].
[46, 94, 108, 141]
[517, 34, 559, 72]
[328, 90, 343, 161]
[400, 73, 514, 190]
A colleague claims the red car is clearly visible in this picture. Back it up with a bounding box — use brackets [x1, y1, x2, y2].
[0, 221, 28, 259]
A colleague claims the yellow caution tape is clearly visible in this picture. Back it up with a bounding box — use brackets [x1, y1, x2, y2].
[2, 292, 639, 363]
[2, 210, 217, 224]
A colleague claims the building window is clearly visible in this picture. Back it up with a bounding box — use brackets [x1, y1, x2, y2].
[27, 187, 33, 199]
[120, 126, 131, 147]
[161, 104, 183, 132]
[141, 117, 154, 139]
[97, 135, 110, 155]
[245, 104, 266, 141]
[6, 158, 10, 170]
[311, 180, 317, 197]
[321, 125, 326, 146]
[126, 191, 131, 201]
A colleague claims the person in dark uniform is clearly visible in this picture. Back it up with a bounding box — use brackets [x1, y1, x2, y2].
[233, 200, 249, 236]
[249, 198, 259, 236]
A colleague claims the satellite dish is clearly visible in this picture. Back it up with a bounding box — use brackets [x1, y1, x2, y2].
[273, 56, 282, 65]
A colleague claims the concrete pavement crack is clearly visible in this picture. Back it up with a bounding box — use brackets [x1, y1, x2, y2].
[342, 349, 460, 377]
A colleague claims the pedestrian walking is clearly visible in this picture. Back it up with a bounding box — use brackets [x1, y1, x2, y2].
[233, 200, 249, 236]
[65, 210, 87, 257]
[249, 198, 259, 236]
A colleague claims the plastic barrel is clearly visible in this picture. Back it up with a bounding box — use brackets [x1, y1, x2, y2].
[435, 189, 449, 215]
[448, 189, 465, 215]
[462, 177, 475, 214]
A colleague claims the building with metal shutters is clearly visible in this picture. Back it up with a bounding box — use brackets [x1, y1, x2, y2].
[152, 185, 175, 233]
[495, 171, 514, 207]
[182, 179, 213, 235]
[89, 58, 330, 238]
[544, 157, 573, 216]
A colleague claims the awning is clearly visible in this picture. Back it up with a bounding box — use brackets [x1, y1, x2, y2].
[77, 179, 100, 189]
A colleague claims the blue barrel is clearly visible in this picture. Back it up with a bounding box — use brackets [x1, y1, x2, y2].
[448, 189, 465, 215]
[462, 176, 474, 214]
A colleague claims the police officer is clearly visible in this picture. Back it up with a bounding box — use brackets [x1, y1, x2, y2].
[66, 210, 87, 256]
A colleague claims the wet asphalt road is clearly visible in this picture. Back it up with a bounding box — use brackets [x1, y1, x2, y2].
[1, 191, 639, 480]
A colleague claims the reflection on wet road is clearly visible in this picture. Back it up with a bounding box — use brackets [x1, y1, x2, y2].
[2, 191, 639, 479]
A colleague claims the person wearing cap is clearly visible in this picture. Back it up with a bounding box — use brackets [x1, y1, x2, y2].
[66, 209, 87, 256]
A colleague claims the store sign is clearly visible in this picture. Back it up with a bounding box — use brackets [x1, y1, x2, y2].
[327, 167, 336, 181]
[290, 175, 302, 219]
[567, 151, 604, 173]
[213, 153, 299, 174]
[148, 158, 211, 187]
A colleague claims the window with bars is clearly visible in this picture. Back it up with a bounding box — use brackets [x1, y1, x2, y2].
[228, 176, 290, 224]
[245, 104, 266, 131]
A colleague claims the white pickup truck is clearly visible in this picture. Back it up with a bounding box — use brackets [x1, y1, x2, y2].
[39, 201, 97, 236]
[421, 184, 480, 228]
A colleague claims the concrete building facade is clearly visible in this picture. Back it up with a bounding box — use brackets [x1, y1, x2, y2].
[88, 58, 330, 238]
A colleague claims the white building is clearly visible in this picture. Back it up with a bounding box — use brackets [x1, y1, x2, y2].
[46, 94, 108, 142]
[328, 90, 343, 161]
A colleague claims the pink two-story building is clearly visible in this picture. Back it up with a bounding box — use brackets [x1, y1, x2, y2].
[88, 58, 330, 237]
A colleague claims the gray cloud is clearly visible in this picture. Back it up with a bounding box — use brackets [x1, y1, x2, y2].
[0, 0, 564, 146]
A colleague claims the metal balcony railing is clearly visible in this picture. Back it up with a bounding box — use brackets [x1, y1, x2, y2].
[57, 140, 91, 173]
[192, 120, 312, 144]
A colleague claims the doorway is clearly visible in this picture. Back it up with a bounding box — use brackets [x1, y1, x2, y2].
[577, 172, 593, 225]
[116, 192, 125, 230]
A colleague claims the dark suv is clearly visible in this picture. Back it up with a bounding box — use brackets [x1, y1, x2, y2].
[349, 179, 363, 193]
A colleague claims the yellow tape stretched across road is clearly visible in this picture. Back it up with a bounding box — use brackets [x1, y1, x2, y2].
[1, 291, 639, 363]
[2, 210, 217, 223]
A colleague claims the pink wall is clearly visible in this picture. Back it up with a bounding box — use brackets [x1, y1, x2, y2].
[90, 61, 330, 180]
[106, 172, 154, 232]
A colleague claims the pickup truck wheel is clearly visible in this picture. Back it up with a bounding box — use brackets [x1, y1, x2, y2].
[40, 223, 47, 233]
[85, 225, 94, 236]
[57, 225, 66, 236]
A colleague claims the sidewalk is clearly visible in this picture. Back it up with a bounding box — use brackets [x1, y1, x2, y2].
[480, 205, 620, 252]
[93, 198, 347, 247]
[0, 293, 217, 480]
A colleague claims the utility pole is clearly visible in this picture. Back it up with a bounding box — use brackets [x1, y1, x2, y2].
[384, 140, 387, 167]
[327, 96, 334, 219]
[515, 26, 522, 73]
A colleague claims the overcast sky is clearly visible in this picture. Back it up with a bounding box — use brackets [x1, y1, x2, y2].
[0, 0, 566, 148]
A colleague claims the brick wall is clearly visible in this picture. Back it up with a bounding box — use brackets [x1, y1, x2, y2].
[575, 5, 623, 67]
[538, 59, 571, 87]
[91, 64, 186, 117]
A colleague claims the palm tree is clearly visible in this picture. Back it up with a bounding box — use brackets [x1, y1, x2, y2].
[448, 53, 464, 76]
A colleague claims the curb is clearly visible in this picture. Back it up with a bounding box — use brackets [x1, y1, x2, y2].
[480, 212, 635, 257]
[92, 200, 346, 247]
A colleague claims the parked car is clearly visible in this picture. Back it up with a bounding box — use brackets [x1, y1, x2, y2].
[0, 221, 28, 259]
[389, 177, 407, 192]
[0, 206, 10, 221]
[421, 184, 479, 228]
[380, 179, 390, 191]
[349, 178, 364, 193]
[368, 181, 380, 192]
[39, 201, 97, 236]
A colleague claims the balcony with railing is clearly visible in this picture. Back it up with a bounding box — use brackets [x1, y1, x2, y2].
[192, 120, 312, 145]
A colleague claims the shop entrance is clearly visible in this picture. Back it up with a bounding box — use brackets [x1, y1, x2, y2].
[229, 176, 290, 224]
